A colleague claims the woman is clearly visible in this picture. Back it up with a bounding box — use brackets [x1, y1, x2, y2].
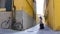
[39, 16, 44, 29]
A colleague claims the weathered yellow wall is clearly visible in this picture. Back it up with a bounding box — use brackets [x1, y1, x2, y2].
[14, 0, 22, 10]
[23, 0, 34, 17]
[47, 0, 55, 29]
[14, 0, 34, 17]
[54, 0, 60, 30]
[0, 8, 6, 11]
[45, 0, 54, 27]
[45, 0, 60, 30]
[36, 15, 39, 24]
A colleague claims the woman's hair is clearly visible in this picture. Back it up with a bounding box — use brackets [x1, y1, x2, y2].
[40, 16, 42, 20]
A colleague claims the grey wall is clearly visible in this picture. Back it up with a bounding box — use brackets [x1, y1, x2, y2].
[0, 0, 6, 8]
[0, 11, 35, 30]
[23, 11, 34, 30]
[0, 12, 11, 28]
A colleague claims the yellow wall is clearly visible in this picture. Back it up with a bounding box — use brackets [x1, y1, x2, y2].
[14, 0, 34, 17]
[47, 0, 55, 29]
[45, 0, 60, 30]
[54, 0, 60, 30]
[14, 0, 22, 10]
[23, 0, 34, 17]
[36, 15, 39, 24]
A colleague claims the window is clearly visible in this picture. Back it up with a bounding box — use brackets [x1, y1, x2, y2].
[5, 0, 12, 11]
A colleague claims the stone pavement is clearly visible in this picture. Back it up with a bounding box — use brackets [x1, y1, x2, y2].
[0, 24, 60, 34]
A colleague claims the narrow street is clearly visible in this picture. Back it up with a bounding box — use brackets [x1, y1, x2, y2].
[0, 24, 60, 34]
